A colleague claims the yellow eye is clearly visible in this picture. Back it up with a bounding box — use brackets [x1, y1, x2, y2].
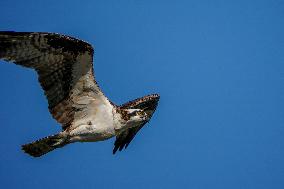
[136, 111, 143, 116]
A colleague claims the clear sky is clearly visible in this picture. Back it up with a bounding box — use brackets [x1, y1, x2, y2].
[0, 0, 283, 188]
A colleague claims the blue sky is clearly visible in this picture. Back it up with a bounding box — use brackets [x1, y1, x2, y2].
[0, 0, 283, 188]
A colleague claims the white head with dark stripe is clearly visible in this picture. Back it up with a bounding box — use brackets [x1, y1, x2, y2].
[117, 94, 160, 128]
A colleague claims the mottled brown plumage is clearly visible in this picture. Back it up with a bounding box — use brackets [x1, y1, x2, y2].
[0, 31, 160, 157]
[0, 31, 100, 129]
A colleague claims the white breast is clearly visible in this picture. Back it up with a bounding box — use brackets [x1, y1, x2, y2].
[68, 95, 116, 142]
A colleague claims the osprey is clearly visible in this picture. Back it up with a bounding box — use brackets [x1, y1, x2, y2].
[0, 31, 160, 157]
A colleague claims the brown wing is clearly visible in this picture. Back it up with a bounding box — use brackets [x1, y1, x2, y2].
[113, 94, 160, 154]
[0, 31, 106, 129]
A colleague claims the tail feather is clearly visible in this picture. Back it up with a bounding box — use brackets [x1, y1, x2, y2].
[22, 134, 67, 157]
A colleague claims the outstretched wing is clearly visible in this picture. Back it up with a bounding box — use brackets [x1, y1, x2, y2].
[113, 94, 160, 154]
[0, 31, 107, 129]
[113, 121, 147, 154]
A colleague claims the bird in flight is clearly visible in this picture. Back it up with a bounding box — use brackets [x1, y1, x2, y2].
[0, 31, 160, 157]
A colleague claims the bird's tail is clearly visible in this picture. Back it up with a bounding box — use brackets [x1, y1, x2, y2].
[22, 133, 68, 157]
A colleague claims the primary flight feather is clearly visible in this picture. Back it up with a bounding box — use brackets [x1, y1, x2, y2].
[0, 31, 159, 157]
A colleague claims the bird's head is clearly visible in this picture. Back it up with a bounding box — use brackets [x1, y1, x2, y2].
[119, 94, 160, 126]
[124, 109, 149, 123]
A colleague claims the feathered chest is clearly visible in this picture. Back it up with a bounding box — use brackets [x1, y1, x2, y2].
[68, 96, 116, 141]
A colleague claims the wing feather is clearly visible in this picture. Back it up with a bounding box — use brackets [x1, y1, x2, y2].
[0, 31, 106, 129]
[113, 123, 146, 154]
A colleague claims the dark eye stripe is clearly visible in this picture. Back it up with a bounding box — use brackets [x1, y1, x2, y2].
[129, 112, 137, 116]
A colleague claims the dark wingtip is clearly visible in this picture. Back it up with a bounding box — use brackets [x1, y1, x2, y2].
[113, 146, 119, 155]
[120, 93, 160, 109]
[0, 31, 32, 36]
[145, 93, 160, 100]
[0, 31, 15, 34]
